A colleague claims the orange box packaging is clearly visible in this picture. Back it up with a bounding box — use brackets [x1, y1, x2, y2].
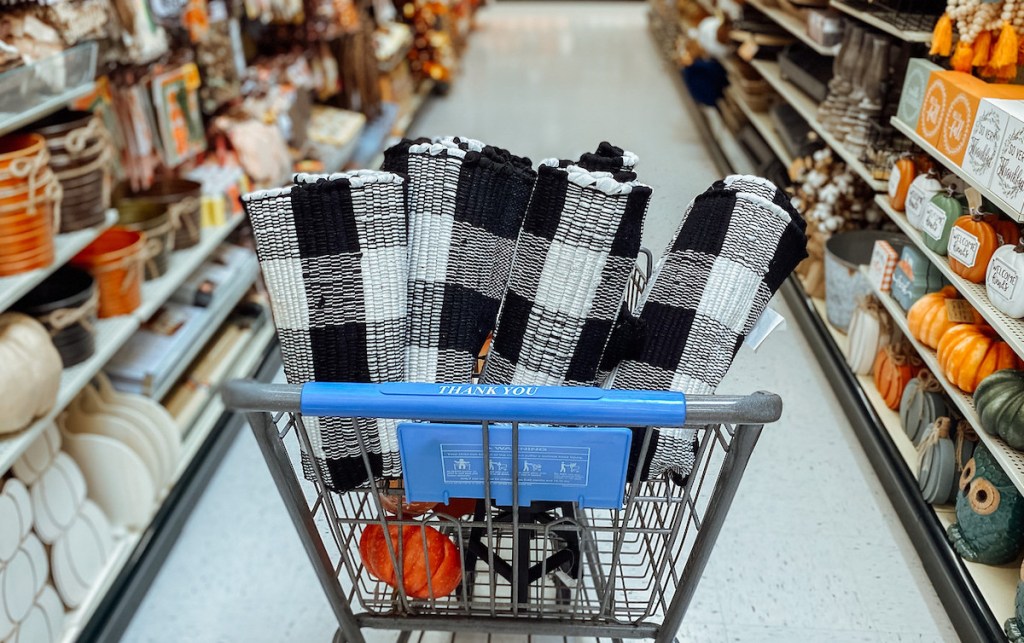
[918, 71, 1024, 166]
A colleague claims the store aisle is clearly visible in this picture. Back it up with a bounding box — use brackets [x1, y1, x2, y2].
[123, 3, 958, 642]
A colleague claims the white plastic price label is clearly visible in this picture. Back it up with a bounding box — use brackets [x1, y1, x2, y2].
[743, 307, 786, 352]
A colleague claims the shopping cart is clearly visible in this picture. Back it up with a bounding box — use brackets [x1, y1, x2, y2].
[222, 379, 782, 643]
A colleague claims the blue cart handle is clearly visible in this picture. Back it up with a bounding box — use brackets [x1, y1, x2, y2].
[222, 381, 783, 427]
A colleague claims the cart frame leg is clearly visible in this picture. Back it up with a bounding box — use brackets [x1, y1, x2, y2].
[654, 422, 763, 643]
[247, 411, 367, 643]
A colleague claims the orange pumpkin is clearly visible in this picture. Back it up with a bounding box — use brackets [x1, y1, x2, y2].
[359, 524, 463, 598]
[987, 216, 1021, 247]
[378, 480, 437, 517]
[873, 343, 922, 409]
[888, 156, 917, 211]
[936, 324, 1022, 393]
[948, 214, 1000, 283]
[907, 286, 976, 349]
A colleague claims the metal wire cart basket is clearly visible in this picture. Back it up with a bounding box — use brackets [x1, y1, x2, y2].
[223, 378, 782, 643]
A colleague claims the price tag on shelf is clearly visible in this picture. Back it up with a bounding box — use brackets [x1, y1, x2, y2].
[945, 299, 978, 323]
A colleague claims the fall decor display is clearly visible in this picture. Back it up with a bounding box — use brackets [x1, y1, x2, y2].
[0, 313, 62, 434]
[873, 341, 923, 410]
[933, 0, 1024, 80]
[937, 324, 1021, 393]
[891, 245, 948, 312]
[900, 370, 953, 445]
[359, 524, 462, 599]
[974, 369, 1024, 449]
[987, 239, 1024, 318]
[948, 212, 1000, 283]
[888, 155, 918, 212]
[921, 190, 964, 256]
[905, 172, 944, 230]
[847, 297, 892, 376]
[907, 286, 972, 349]
[948, 445, 1024, 565]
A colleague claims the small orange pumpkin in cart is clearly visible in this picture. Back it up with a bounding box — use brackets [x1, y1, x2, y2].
[937, 324, 1022, 393]
[948, 214, 1000, 283]
[359, 524, 462, 598]
[873, 343, 922, 410]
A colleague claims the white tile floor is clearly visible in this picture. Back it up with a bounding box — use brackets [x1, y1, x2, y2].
[122, 3, 959, 642]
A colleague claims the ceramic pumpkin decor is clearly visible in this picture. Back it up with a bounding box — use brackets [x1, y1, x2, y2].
[937, 324, 1022, 394]
[359, 524, 462, 598]
[907, 285, 975, 349]
[987, 239, 1024, 318]
[905, 171, 944, 230]
[921, 189, 964, 256]
[988, 216, 1021, 247]
[900, 370, 953, 444]
[948, 212, 1000, 284]
[974, 369, 1024, 449]
[873, 341, 923, 410]
[891, 245, 948, 312]
[847, 297, 892, 376]
[948, 445, 1024, 565]
[1007, 561, 1024, 642]
[888, 155, 917, 212]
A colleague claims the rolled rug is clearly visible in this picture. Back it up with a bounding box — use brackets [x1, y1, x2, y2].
[382, 138, 535, 383]
[606, 180, 807, 481]
[243, 170, 408, 491]
[482, 161, 651, 386]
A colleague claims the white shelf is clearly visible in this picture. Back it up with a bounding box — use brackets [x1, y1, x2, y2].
[751, 59, 887, 191]
[0, 82, 97, 138]
[726, 86, 796, 169]
[0, 315, 139, 474]
[151, 257, 259, 400]
[0, 216, 246, 475]
[875, 194, 1024, 362]
[746, 0, 839, 56]
[934, 506, 1021, 625]
[0, 210, 116, 313]
[865, 271, 1024, 500]
[56, 313, 275, 643]
[137, 216, 245, 321]
[891, 117, 1024, 224]
[812, 296, 1021, 626]
[829, 1, 934, 43]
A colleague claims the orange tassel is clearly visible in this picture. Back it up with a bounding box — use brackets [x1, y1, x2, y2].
[996, 63, 1018, 82]
[1017, 35, 1024, 64]
[952, 40, 974, 72]
[973, 30, 992, 67]
[930, 13, 953, 56]
[992, 22, 1019, 68]
[982, 62, 999, 78]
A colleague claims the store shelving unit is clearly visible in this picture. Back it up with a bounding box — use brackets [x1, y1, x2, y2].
[726, 86, 796, 169]
[0, 82, 97, 138]
[891, 118, 1024, 223]
[0, 215, 247, 474]
[875, 195, 1024, 358]
[0, 209, 116, 311]
[655, 20, 1010, 631]
[746, 0, 839, 56]
[829, 1, 935, 43]
[865, 268, 1024, 502]
[59, 316, 280, 643]
[750, 58, 887, 191]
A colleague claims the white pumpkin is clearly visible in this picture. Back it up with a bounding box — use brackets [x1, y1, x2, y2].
[847, 299, 891, 375]
[0, 313, 61, 433]
[905, 173, 944, 230]
[986, 242, 1024, 318]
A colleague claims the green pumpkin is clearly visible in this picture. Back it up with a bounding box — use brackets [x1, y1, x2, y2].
[974, 370, 1024, 450]
[920, 192, 963, 256]
[891, 246, 948, 312]
[948, 445, 1024, 564]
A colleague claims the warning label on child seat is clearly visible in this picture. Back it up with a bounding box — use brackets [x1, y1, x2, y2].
[440, 443, 590, 487]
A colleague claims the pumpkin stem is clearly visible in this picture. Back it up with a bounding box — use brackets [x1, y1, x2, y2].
[1016, 237, 1024, 253]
